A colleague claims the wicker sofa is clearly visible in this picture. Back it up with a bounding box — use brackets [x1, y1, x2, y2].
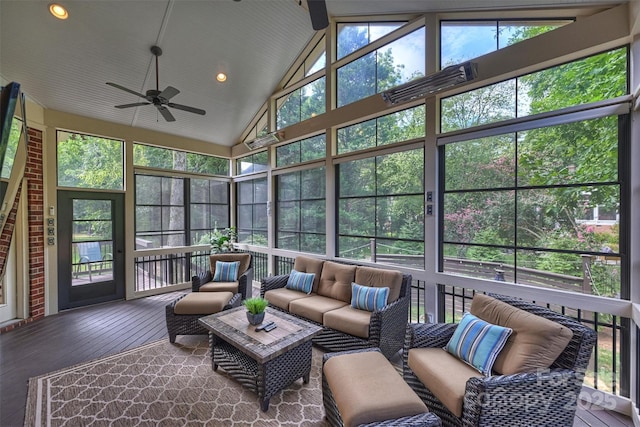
[192, 253, 253, 299]
[403, 293, 596, 427]
[260, 255, 411, 359]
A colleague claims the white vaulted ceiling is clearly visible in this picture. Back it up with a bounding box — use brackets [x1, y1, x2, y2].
[0, 0, 625, 147]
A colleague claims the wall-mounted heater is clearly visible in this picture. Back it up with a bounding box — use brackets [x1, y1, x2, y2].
[244, 131, 284, 150]
[381, 61, 478, 106]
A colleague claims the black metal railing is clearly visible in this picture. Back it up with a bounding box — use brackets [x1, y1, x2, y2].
[134, 248, 210, 292]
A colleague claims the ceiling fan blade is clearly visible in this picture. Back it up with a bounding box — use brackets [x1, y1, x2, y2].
[159, 86, 180, 101]
[308, 0, 329, 31]
[114, 102, 150, 109]
[157, 105, 176, 122]
[168, 103, 206, 116]
[106, 82, 148, 99]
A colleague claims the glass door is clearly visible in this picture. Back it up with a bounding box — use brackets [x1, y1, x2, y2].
[58, 191, 124, 310]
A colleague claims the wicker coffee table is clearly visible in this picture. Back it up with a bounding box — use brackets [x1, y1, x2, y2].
[199, 306, 322, 411]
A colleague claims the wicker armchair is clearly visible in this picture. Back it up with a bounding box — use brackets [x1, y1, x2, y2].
[261, 272, 411, 359]
[403, 294, 596, 427]
[192, 253, 253, 299]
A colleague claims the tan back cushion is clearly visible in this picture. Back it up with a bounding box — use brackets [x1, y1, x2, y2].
[354, 266, 403, 303]
[317, 261, 356, 303]
[470, 293, 574, 375]
[210, 253, 251, 277]
[293, 256, 325, 293]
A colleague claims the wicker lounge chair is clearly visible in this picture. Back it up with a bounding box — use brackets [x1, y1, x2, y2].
[192, 253, 253, 299]
[403, 293, 596, 427]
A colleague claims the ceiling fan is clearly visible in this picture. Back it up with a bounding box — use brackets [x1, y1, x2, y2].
[106, 45, 206, 122]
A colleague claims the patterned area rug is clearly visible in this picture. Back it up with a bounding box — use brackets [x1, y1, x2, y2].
[25, 338, 327, 426]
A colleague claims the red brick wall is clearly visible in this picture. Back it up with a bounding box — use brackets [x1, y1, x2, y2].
[0, 127, 45, 333]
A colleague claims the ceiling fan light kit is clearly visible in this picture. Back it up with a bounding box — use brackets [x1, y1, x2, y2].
[106, 45, 206, 122]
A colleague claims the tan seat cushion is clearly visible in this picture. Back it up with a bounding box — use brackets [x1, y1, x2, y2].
[199, 281, 238, 294]
[289, 295, 348, 324]
[323, 305, 371, 338]
[325, 351, 428, 427]
[173, 292, 234, 315]
[408, 347, 482, 418]
[470, 294, 574, 375]
[354, 266, 404, 303]
[264, 287, 312, 311]
[209, 253, 251, 277]
[317, 261, 356, 304]
[293, 256, 325, 293]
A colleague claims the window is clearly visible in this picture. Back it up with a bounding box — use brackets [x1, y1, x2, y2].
[338, 148, 425, 268]
[441, 19, 572, 66]
[441, 47, 627, 132]
[135, 175, 185, 248]
[337, 105, 425, 155]
[276, 134, 326, 167]
[442, 114, 624, 298]
[57, 131, 124, 190]
[237, 178, 268, 246]
[337, 22, 405, 59]
[276, 77, 326, 130]
[190, 179, 230, 245]
[134, 143, 229, 176]
[276, 167, 326, 254]
[134, 175, 229, 249]
[236, 151, 268, 175]
[337, 27, 425, 107]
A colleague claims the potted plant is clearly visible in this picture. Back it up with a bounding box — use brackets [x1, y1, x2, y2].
[243, 297, 269, 325]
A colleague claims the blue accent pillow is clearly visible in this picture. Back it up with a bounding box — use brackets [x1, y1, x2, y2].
[213, 261, 240, 282]
[351, 283, 389, 312]
[285, 269, 315, 294]
[445, 312, 512, 376]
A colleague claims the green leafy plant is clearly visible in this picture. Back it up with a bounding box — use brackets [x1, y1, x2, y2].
[243, 297, 269, 314]
[210, 227, 237, 253]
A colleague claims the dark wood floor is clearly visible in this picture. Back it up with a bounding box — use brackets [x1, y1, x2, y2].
[0, 290, 634, 427]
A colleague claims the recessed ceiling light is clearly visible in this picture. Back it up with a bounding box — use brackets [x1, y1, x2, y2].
[49, 3, 69, 19]
[216, 73, 227, 82]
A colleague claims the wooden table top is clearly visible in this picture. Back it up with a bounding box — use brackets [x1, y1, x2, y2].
[199, 306, 322, 363]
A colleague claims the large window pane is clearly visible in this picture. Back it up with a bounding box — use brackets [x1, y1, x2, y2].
[337, 22, 404, 59]
[276, 134, 326, 168]
[237, 152, 268, 175]
[441, 20, 571, 66]
[236, 177, 268, 246]
[57, 131, 124, 190]
[444, 134, 516, 191]
[276, 167, 325, 254]
[338, 105, 425, 154]
[134, 143, 228, 175]
[337, 28, 425, 108]
[338, 148, 424, 268]
[277, 77, 325, 130]
[442, 115, 622, 297]
[442, 48, 627, 132]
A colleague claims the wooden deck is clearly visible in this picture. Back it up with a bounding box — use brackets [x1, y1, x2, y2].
[0, 290, 634, 427]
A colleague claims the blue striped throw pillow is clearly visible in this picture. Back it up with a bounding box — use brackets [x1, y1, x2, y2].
[285, 269, 315, 294]
[351, 283, 389, 312]
[213, 261, 240, 282]
[445, 312, 512, 376]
